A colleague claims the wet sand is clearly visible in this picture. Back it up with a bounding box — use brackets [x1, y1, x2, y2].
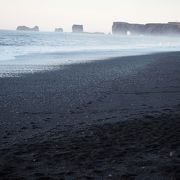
[0, 52, 180, 179]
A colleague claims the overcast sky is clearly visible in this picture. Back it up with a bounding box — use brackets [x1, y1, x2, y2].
[0, 0, 180, 32]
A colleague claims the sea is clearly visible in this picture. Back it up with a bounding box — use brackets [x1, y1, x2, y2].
[0, 30, 180, 77]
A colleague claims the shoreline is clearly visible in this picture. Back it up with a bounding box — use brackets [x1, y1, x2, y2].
[0, 52, 180, 179]
[0, 50, 178, 79]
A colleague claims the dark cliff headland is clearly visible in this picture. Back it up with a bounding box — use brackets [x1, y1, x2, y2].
[112, 22, 180, 35]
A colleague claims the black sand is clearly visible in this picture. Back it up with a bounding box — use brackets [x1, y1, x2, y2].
[0, 52, 180, 179]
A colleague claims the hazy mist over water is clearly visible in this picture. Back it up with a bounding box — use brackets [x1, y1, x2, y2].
[0, 30, 180, 77]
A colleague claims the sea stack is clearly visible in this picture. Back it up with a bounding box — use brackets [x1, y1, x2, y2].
[55, 28, 63, 32]
[72, 24, 84, 33]
[16, 26, 39, 32]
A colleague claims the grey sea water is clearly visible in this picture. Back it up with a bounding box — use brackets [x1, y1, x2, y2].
[0, 30, 180, 77]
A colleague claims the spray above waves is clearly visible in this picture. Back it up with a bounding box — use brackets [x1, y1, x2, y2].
[0, 30, 180, 77]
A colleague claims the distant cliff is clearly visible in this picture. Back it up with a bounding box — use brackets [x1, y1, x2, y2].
[72, 25, 83, 33]
[16, 26, 39, 32]
[168, 22, 180, 28]
[112, 22, 180, 35]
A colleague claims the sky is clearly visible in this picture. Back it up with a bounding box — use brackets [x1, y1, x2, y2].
[0, 0, 180, 32]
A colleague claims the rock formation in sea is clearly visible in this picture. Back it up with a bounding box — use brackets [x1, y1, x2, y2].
[90, 32, 105, 35]
[16, 26, 39, 31]
[83, 32, 105, 35]
[72, 25, 84, 33]
[112, 22, 180, 35]
[55, 28, 63, 32]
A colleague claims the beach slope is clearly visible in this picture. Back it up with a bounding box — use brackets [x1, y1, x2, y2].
[0, 52, 180, 179]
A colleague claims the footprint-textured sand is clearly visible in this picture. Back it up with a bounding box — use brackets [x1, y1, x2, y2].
[0, 52, 180, 179]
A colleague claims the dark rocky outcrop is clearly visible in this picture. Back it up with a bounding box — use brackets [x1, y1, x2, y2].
[168, 22, 180, 28]
[72, 25, 83, 33]
[91, 32, 105, 35]
[145, 23, 180, 35]
[16, 26, 39, 32]
[55, 28, 63, 32]
[112, 22, 144, 35]
[112, 22, 180, 35]
[73, 31, 105, 35]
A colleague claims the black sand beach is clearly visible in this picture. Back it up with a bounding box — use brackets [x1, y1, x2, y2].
[0, 52, 180, 179]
